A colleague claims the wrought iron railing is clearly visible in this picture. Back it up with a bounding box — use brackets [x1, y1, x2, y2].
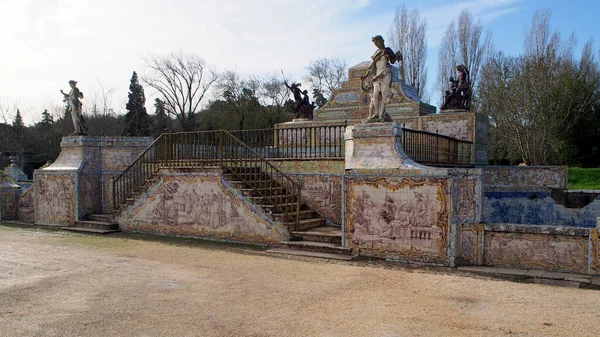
[112, 124, 473, 224]
[401, 128, 473, 167]
[113, 130, 301, 228]
[230, 123, 346, 159]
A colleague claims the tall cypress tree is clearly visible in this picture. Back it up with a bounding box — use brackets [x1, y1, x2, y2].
[123, 71, 151, 136]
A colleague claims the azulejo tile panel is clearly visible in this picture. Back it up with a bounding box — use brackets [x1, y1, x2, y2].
[456, 224, 484, 265]
[1, 190, 18, 220]
[275, 160, 344, 174]
[484, 231, 587, 273]
[345, 175, 450, 264]
[295, 174, 342, 225]
[18, 186, 34, 221]
[483, 192, 600, 227]
[35, 173, 75, 225]
[120, 174, 288, 245]
[482, 166, 567, 192]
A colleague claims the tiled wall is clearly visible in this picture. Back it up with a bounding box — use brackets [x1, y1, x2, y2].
[34, 173, 76, 225]
[119, 171, 289, 245]
[456, 223, 595, 274]
[17, 186, 34, 221]
[344, 175, 451, 264]
[481, 166, 599, 227]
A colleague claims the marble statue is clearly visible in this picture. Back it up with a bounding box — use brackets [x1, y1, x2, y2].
[61, 80, 88, 136]
[361, 35, 398, 122]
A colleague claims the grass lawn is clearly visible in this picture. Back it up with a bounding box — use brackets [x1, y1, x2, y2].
[568, 167, 600, 190]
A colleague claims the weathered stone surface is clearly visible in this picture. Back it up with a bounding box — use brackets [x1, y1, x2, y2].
[345, 123, 425, 171]
[35, 136, 153, 225]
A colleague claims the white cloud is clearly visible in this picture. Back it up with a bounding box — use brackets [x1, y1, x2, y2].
[0, 0, 521, 124]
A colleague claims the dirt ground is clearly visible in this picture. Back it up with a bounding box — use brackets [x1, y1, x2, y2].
[1, 224, 599, 337]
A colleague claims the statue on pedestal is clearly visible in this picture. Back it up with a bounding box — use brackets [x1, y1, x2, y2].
[441, 65, 471, 111]
[361, 35, 401, 123]
[60, 80, 88, 136]
[284, 81, 314, 119]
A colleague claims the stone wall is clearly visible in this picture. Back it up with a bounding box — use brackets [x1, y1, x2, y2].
[118, 169, 289, 245]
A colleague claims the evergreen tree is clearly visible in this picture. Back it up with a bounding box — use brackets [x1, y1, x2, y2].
[12, 109, 24, 130]
[151, 98, 171, 136]
[123, 71, 151, 136]
[12, 109, 25, 153]
[312, 89, 327, 108]
[40, 109, 54, 126]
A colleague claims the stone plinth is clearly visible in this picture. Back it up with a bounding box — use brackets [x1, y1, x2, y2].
[4, 156, 28, 182]
[34, 136, 153, 226]
[316, 61, 435, 124]
[0, 174, 20, 220]
[344, 122, 423, 170]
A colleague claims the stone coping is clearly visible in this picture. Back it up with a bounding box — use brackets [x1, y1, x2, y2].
[482, 223, 590, 236]
[60, 136, 154, 147]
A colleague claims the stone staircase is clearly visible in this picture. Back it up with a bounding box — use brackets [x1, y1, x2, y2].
[223, 167, 352, 260]
[108, 165, 352, 259]
[61, 213, 120, 234]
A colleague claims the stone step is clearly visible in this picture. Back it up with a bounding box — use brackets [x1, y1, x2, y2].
[226, 179, 282, 189]
[281, 241, 352, 255]
[73, 220, 119, 231]
[272, 210, 319, 222]
[259, 202, 308, 213]
[61, 227, 121, 234]
[248, 194, 297, 204]
[292, 225, 342, 244]
[267, 248, 354, 261]
[239, 187, 288, 197]
[86, 213, 115, 222]
[228, 167, 261, 174]
[286, 218, 327, 231]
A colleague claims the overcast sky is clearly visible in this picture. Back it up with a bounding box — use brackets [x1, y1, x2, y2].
[1, 0, 598, 125]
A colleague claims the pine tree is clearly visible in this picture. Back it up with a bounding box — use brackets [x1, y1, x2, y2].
[12, 109, 25, 153]
[123, 71, 151, 136]
[40, 109, 54, 126]
[151, 98, 171, 136]
[12, 109, 25, 132]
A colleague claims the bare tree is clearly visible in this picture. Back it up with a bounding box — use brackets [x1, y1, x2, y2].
[478, 11, 599, 165]
[258, 71, 291, 126]
[304, 58, 347, 100]
[88, 79, 116, 117]
[143, 52, 218, 131]
[216, 70, 262, 130]
[437, 10, 492, 105]
[388, 4, 428, 100]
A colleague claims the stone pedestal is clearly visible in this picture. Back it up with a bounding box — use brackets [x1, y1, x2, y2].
[0, 174, 20, 220]
[4, 156, 28, 182]
[344, 122, 423, 170]
[34, 136, 153, 226]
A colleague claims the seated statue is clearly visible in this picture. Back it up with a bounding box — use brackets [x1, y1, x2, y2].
[441, 64, 471, 111]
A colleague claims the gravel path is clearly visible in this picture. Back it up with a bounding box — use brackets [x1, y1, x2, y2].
[1, 224, 599, 337]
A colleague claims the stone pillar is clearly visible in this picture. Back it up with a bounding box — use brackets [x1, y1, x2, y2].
[344, 122, 424, 170]
[34, 136, 153, 226]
